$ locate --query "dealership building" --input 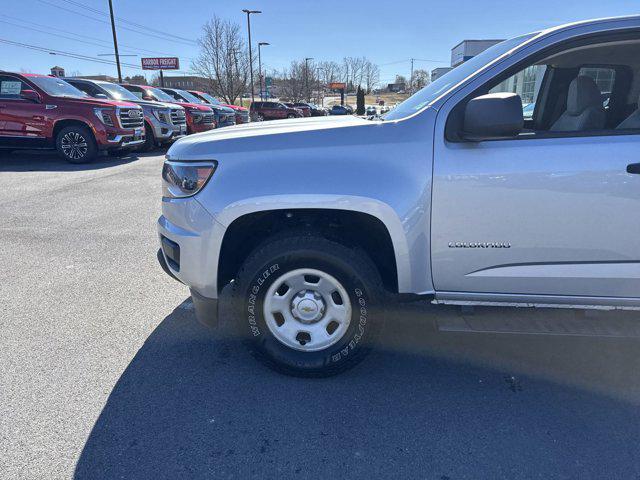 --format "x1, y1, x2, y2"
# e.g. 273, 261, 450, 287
160, 75, 210, 91
448, 39, 543, 105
